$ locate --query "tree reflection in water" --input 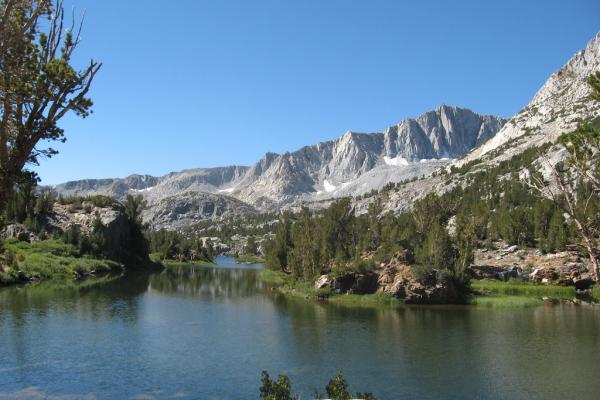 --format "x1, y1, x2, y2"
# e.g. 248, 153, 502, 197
149, 265, 263, 299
